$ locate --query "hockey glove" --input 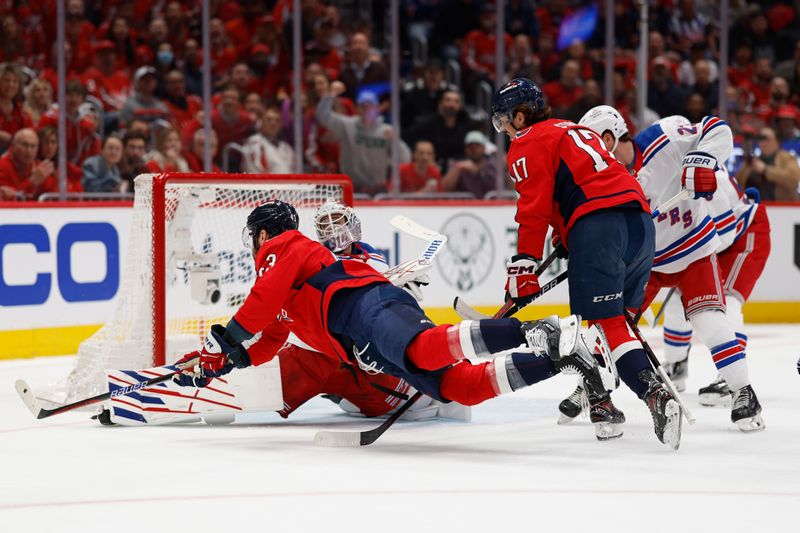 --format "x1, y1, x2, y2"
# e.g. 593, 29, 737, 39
173, 324, 251, 388
681, 151, 718, 200
505, 253, 541, 306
